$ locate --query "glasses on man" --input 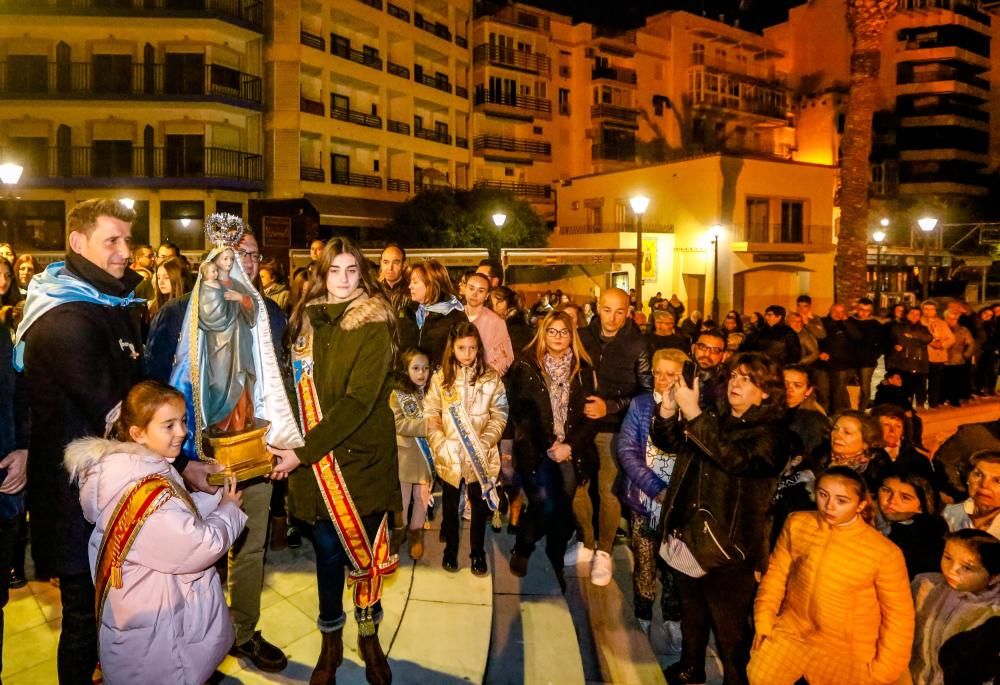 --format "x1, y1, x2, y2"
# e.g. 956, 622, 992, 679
237, 249, 263, 263
545, 327, 571, 338
695, 342, 724, 355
